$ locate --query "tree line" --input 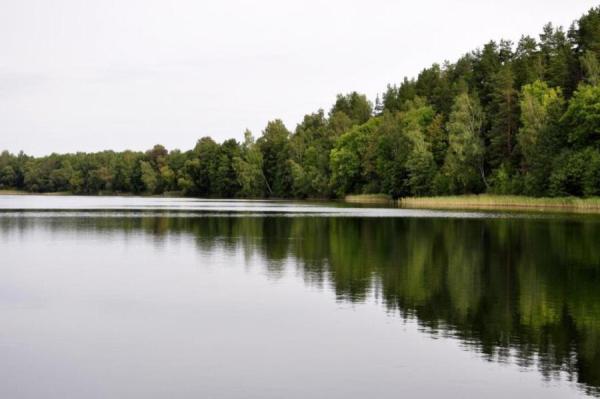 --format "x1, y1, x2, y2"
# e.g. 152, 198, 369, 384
3, 7, 600, 198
